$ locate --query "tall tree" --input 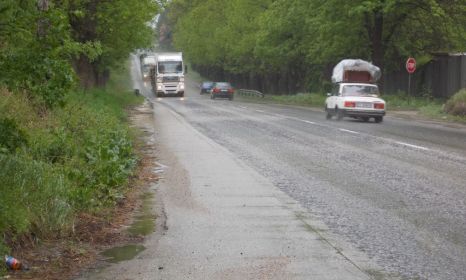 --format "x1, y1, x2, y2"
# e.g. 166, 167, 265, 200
68, 0, 158, 88
310, 0, 466, 72
166, 0, 466, 93
0, 0, 81, 107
